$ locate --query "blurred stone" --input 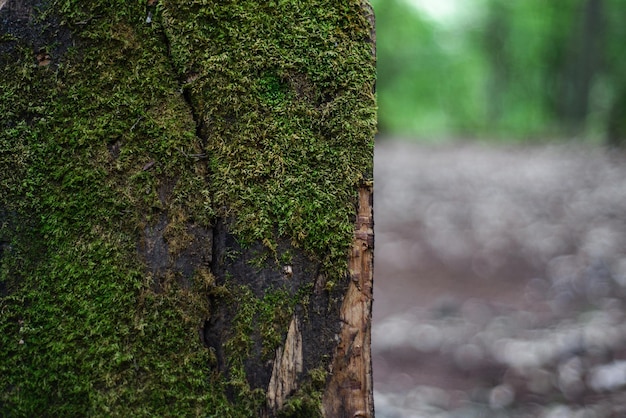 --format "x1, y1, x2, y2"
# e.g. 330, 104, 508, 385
588, 361, 626, 392
582, 226, 623, 260
488, 384, 515, 409
558, 356, 585, 399
373, 315, 414, 351
409, 324, 443, 353
404, 386, 450, 410
543, 405, 574, 418
610, 258, 626, 287
527, 368, 554, 395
